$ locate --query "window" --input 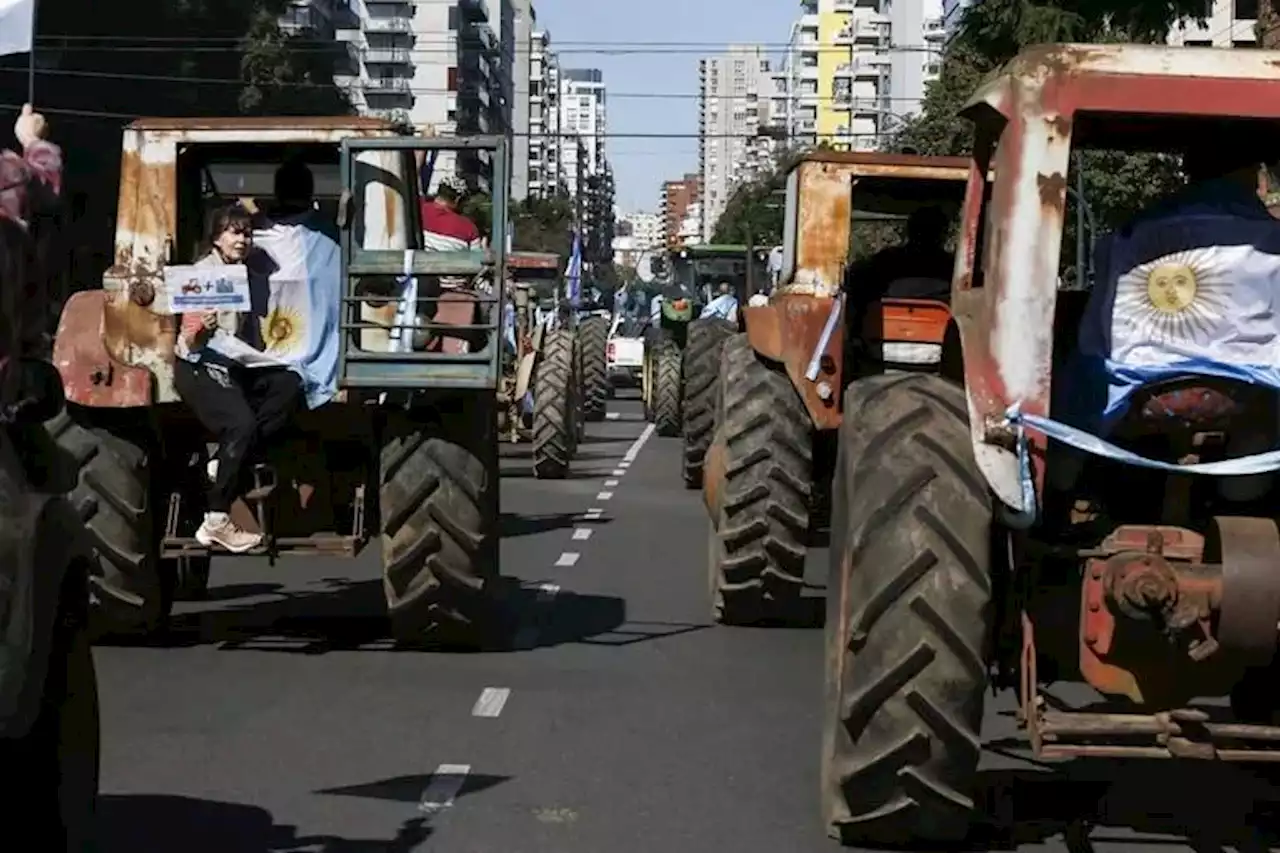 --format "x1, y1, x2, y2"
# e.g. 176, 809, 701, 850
448, 5, 458, 29
448, 66, 458, 90
1235, 0, 1258, 19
